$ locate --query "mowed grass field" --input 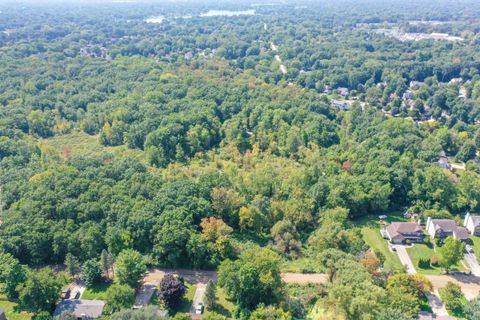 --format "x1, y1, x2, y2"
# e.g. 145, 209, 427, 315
352, 211, 407, 272
407, 242, 467, 275
0, 294, 31, 320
